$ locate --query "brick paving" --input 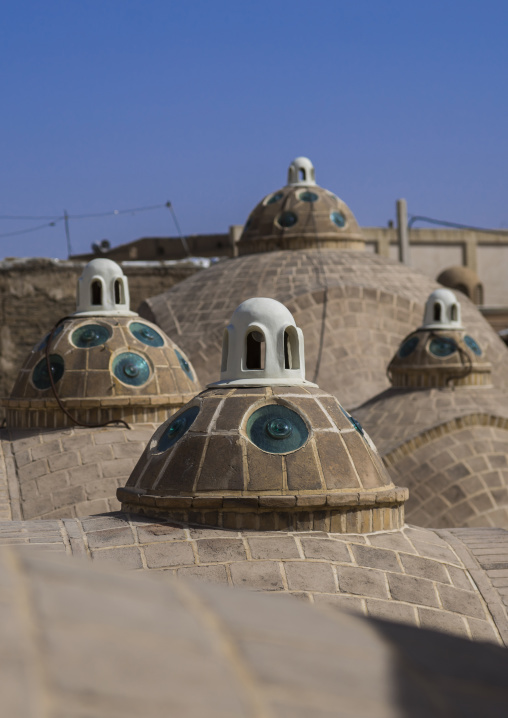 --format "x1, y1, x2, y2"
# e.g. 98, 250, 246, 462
0, 425, 156, 520
1, 514, 506, 646
3, 545, 508, 717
